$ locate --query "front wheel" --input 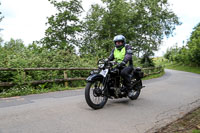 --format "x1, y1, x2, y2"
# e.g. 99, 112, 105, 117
85, 80, 108, 109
